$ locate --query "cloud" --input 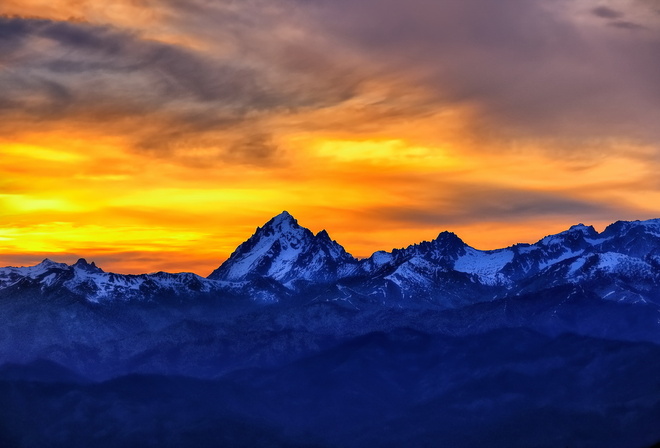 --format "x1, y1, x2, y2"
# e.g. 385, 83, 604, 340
298, 0, 660, 145
364, 184, 644, 229
591, 6, 624, 19
3, 0, 660, 161
0, 16, 297, 109
609, 20, 647, 29
0, 13, 365, 163
227, 133, 281, 165
4, 0, 659, 274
